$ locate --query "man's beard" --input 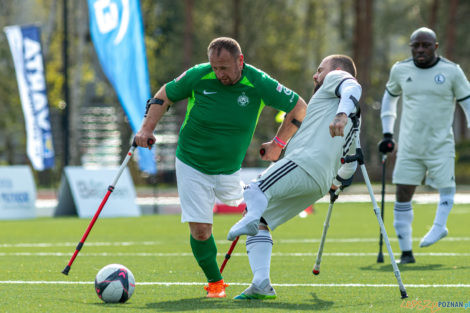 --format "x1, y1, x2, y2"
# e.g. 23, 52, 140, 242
314, 83, 322, 93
